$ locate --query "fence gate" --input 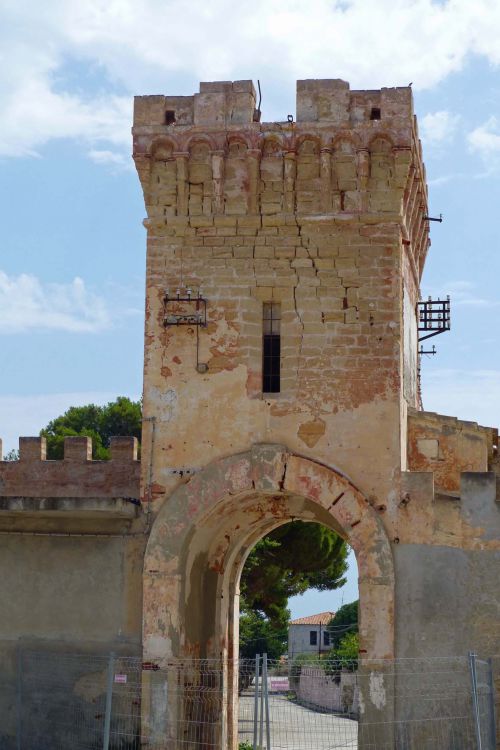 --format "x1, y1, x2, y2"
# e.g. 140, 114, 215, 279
238, 654, 358, 750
